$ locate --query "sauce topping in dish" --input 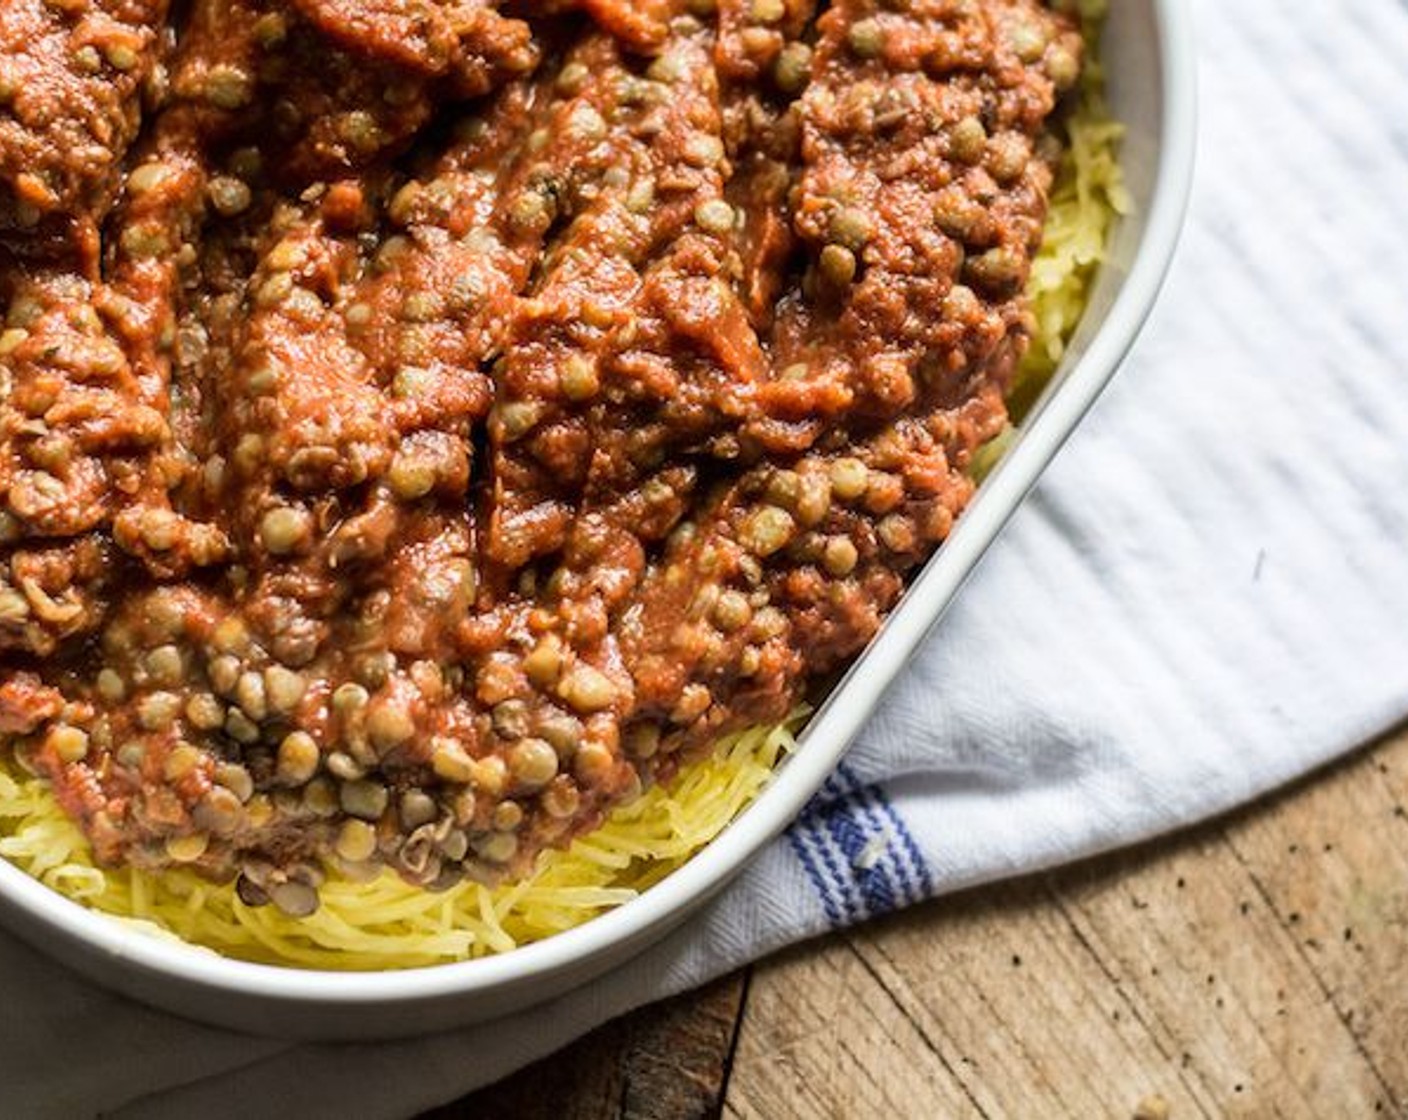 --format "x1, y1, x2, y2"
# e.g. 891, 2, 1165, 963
0, 0, 1082, 914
